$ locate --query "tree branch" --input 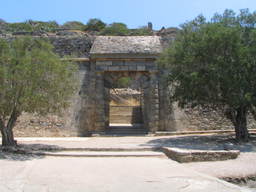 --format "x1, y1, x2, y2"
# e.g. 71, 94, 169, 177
6, 108, 20, 130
